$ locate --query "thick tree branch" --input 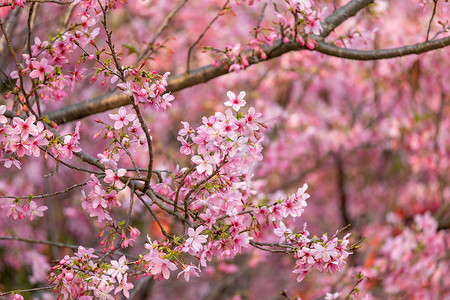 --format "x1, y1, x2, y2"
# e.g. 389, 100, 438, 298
320, 0, 374, 37
313, 36, 450, 60
43, 0, 374, 124
40, 0, 448, 125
